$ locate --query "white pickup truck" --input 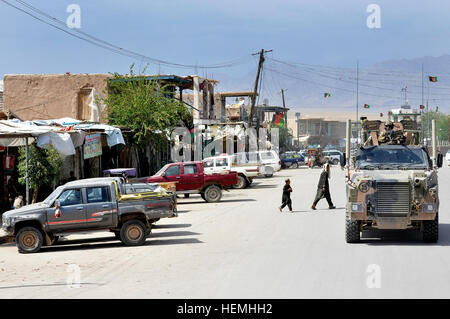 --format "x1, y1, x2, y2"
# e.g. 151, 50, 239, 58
203, 154, 260, 189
